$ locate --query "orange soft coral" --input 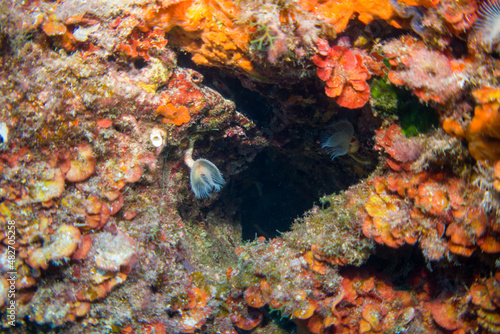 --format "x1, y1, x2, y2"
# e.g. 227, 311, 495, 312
297, 0, 406, 33
326, 268, 435, 333
312, 42, 371, 109
430, 293, 466, 331
117, 27, 168, 61
438, 0, 477, 34
467, 86, 500, 163
361, 164, 495, 260
156, 103, 191, 126
142, 0, 255, 75
363, 176, 416, 249
471, 270, 500, 333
